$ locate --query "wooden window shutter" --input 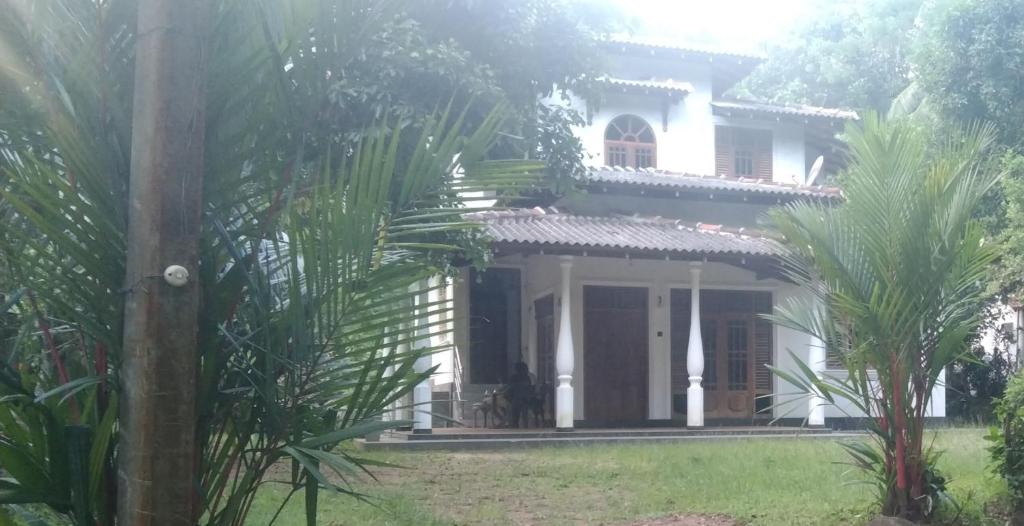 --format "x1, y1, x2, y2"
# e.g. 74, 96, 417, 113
715, 126, 732, 177
754, 130, 772, 180
753, 292, 773, 393
753, 318, 772, 392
